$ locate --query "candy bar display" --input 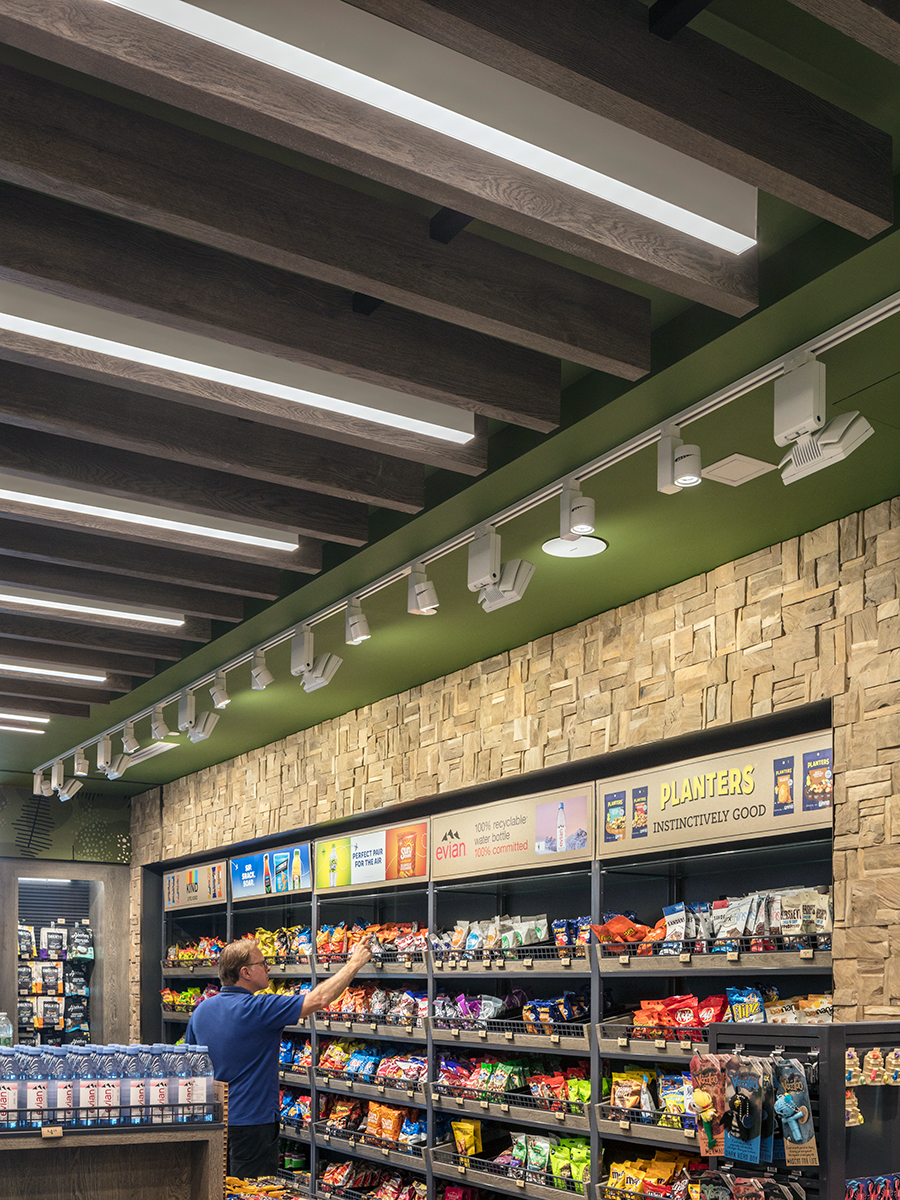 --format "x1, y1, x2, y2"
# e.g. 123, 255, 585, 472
160, 983, 220, 1013
436, 1052, 591, 1113
432, 989, 531, 1029
437, 1118, 592, 1193
316, 1038, 427, 1089
602, 1148, 701, 1200
316, 923, 428, 964
320, 985, 427, 1027
313, 1094, 430, 1156
318, 1160, 427, 1197
246, 927, 314, 963
163, 936, 227, 966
